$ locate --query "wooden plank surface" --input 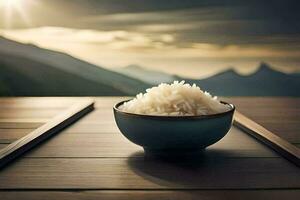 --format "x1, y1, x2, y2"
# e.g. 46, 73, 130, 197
223, 97, 300, 144
0, 108, 59, 119
234, 111, 300, 166
0, 99, 94, 168
0, 129, 33, 143
12, 127, 279, 158
0, 144, 8, 149
0, 157, 299, 189
0, 97, 299, 199
0, 119, 45, 129
1, 190, 300, 200
0, 98, 79, 108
